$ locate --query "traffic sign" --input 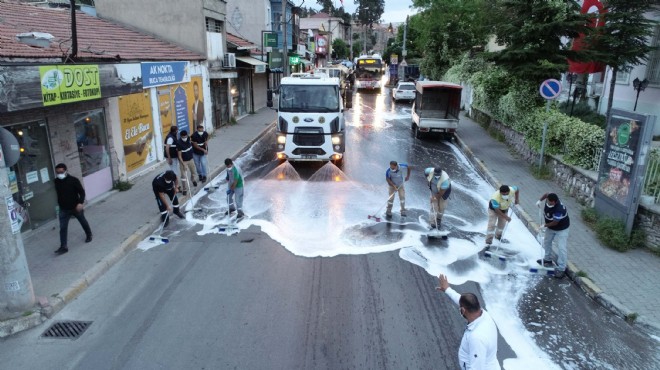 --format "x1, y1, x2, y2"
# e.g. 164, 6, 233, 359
539, 79, 562, 100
